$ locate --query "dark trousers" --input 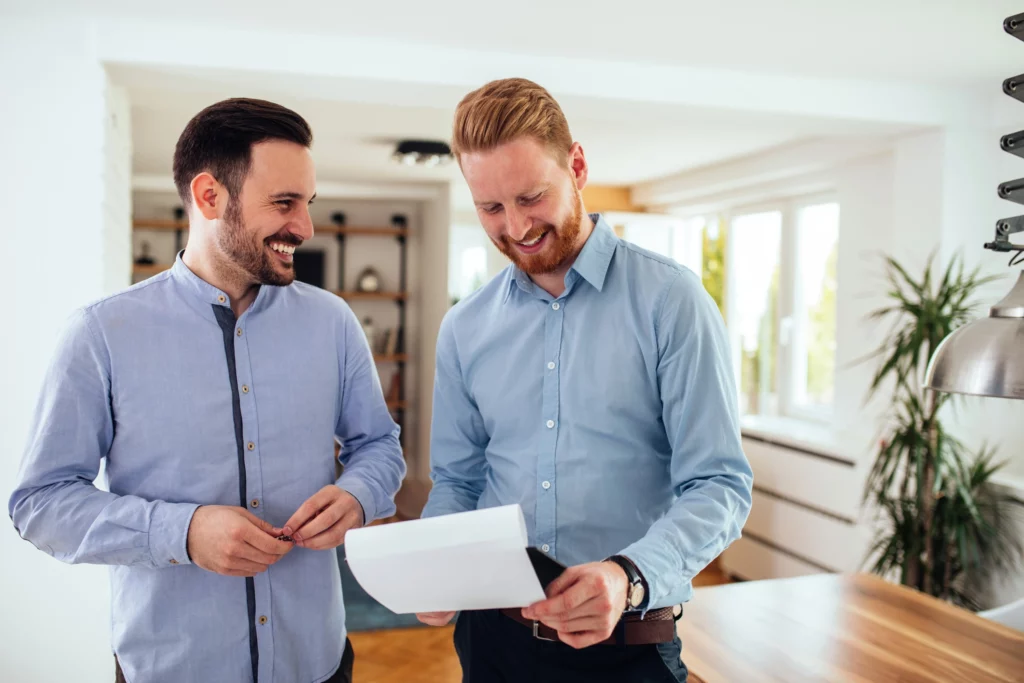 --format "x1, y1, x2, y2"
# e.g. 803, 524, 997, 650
453, 610, 688, 683
114, 638, 355, 683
